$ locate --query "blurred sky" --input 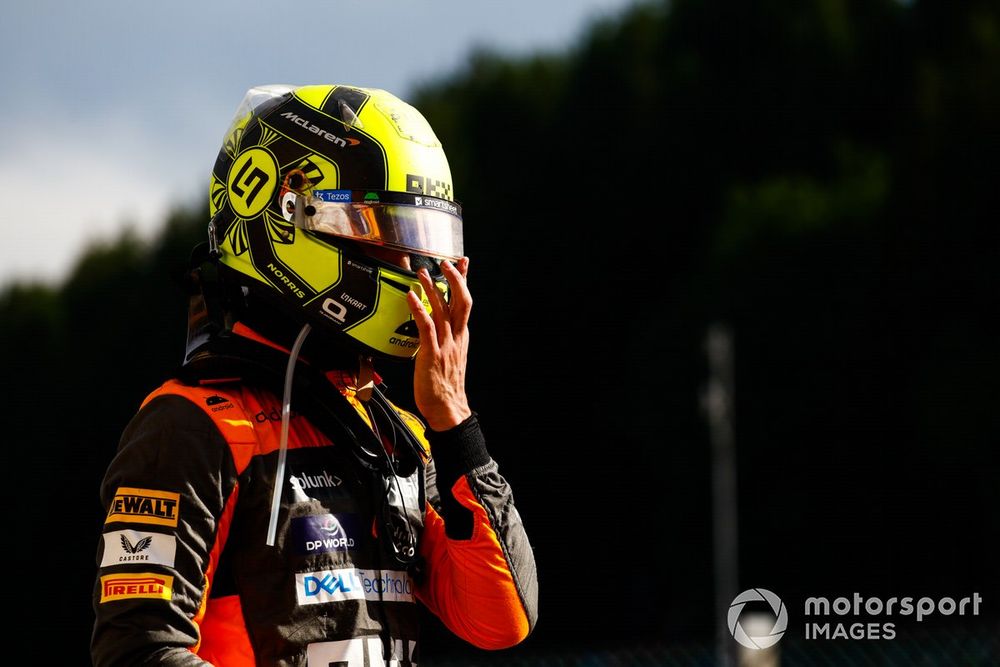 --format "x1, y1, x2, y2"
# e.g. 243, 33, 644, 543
0, 0, 635, 286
